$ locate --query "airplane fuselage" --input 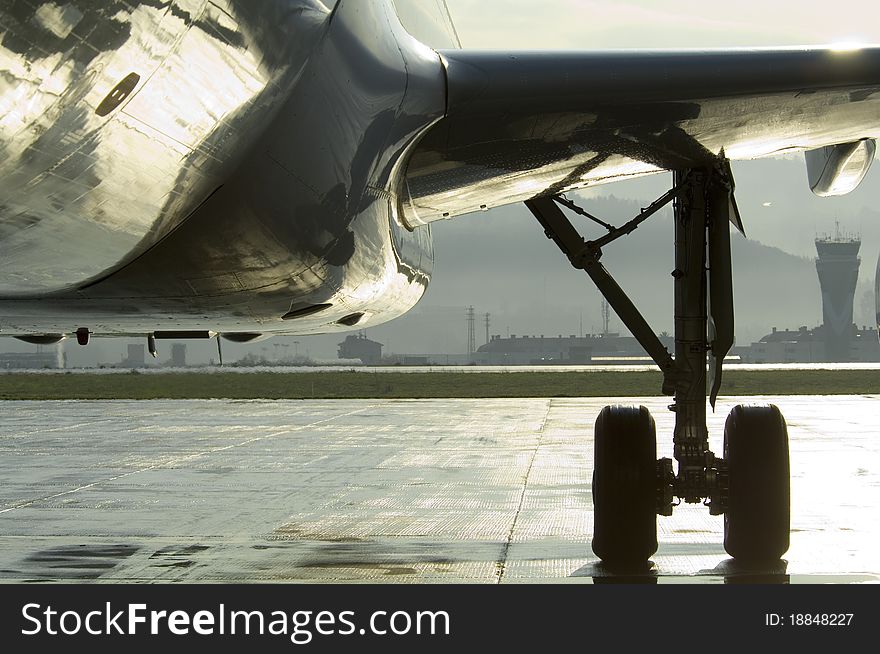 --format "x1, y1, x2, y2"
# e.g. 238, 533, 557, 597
0, 0, 448, 338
